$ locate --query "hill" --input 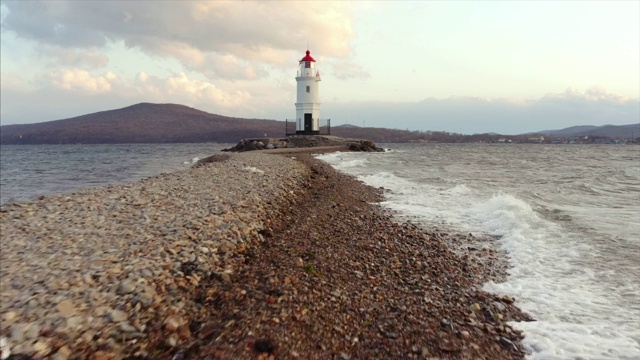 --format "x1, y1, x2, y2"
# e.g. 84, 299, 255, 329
1, 103, 637, 144
0, 103, 445, 144
537, 124, 639, 138
0, 103, 287, 144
